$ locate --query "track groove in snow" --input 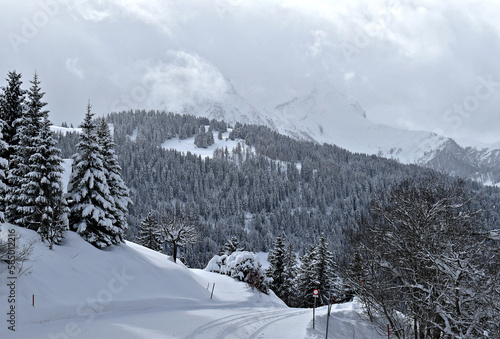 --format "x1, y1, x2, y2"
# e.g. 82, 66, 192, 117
186, 309, 308, 339
247, 310, 309, 339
